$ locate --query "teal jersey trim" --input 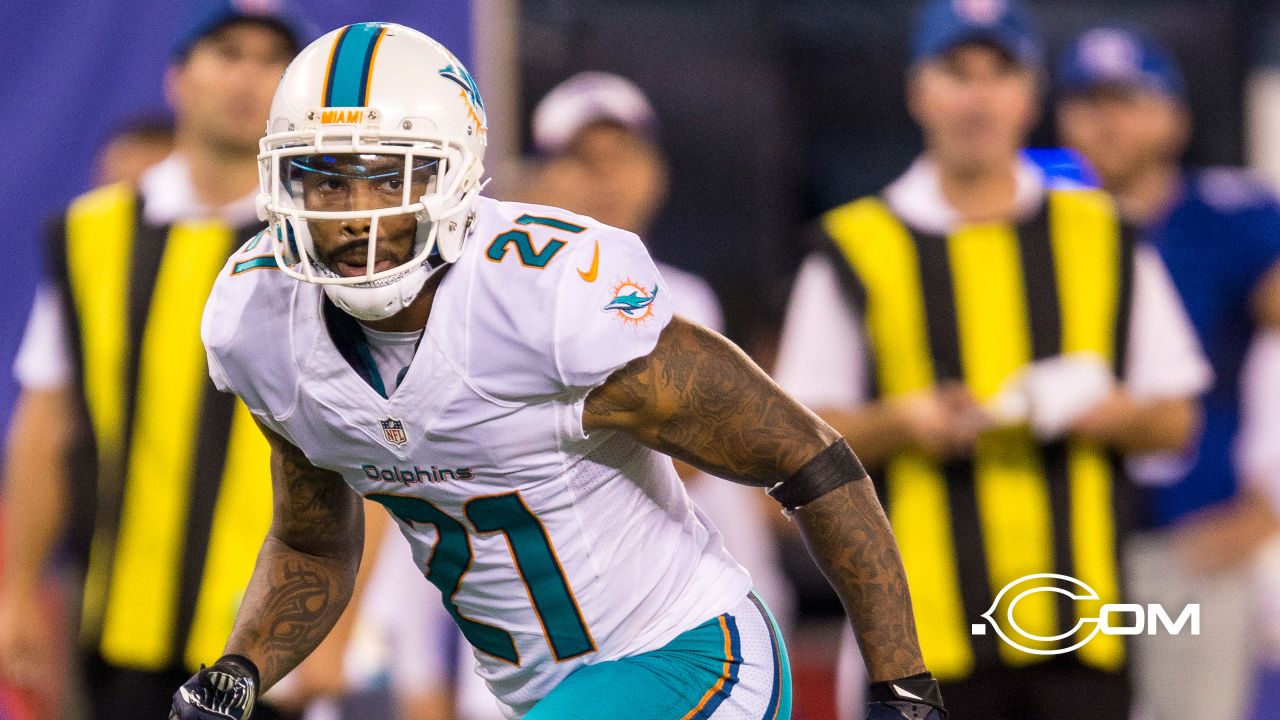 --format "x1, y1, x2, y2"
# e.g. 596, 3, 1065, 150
230, 255, 279, 275
324, 23, 386, 107
352, 336, 388, 399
